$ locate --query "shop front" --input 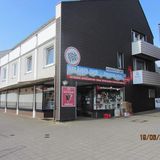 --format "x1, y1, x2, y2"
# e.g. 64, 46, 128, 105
64, 60, 126, 119
77, 85, 124, 118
